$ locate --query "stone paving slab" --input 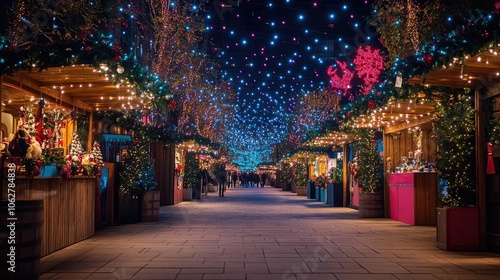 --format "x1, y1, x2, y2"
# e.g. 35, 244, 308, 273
38, 187, 500, 279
